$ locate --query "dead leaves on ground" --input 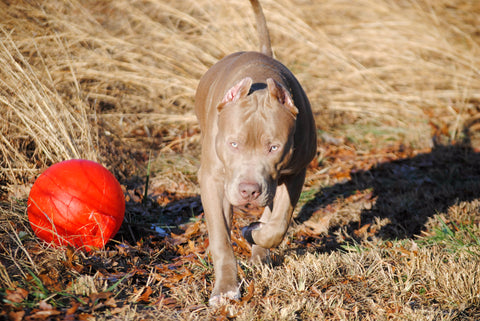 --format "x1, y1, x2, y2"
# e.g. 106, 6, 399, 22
3, 287, 119, 321
1, 140, 443, 320
1, 193, 259, 320
4, 288, 28, 304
